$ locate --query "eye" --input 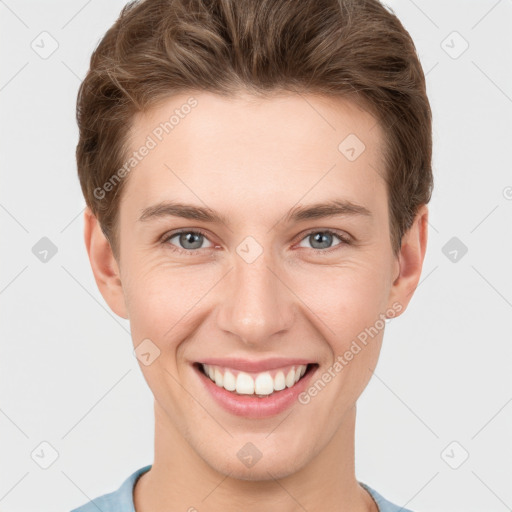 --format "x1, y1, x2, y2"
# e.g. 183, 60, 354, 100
163, 229, 214, 254
161, 228, 351, 256
297, 229, 351, 251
